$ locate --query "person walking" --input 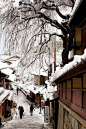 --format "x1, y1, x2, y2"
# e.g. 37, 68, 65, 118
30, 104, 34, 116
17, 87, 18, 95
18, 106, 24, 119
